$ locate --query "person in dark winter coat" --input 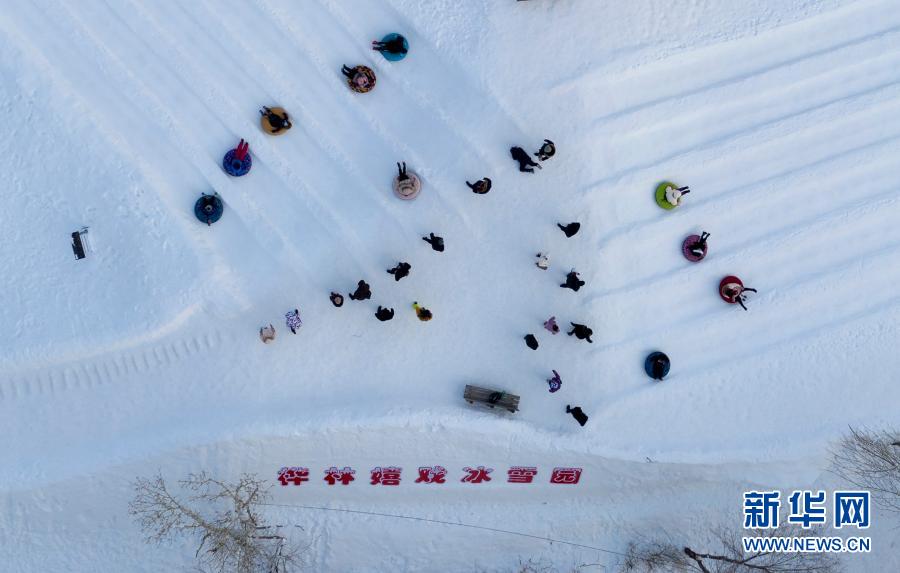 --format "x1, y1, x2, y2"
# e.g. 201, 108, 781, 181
524, 334, 539, 350
372, 35, 408, 55
260, 106, 291, 133
535, 139, 555, 161
510, 146, 541, 173
413, 302, 432, 321
547, 370, 562, 393
566, 405, 588, 426
466, 178, 492, 194
568, 323, 593, 343
558, 222, 580, 238
349, 280, 371, 301
387, 262, 411, 281
422, 233, 444, 252
285, 309, 302, 334
375, 306, 394, 321
560, 270, 585, 292
330, 292, 344, 307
